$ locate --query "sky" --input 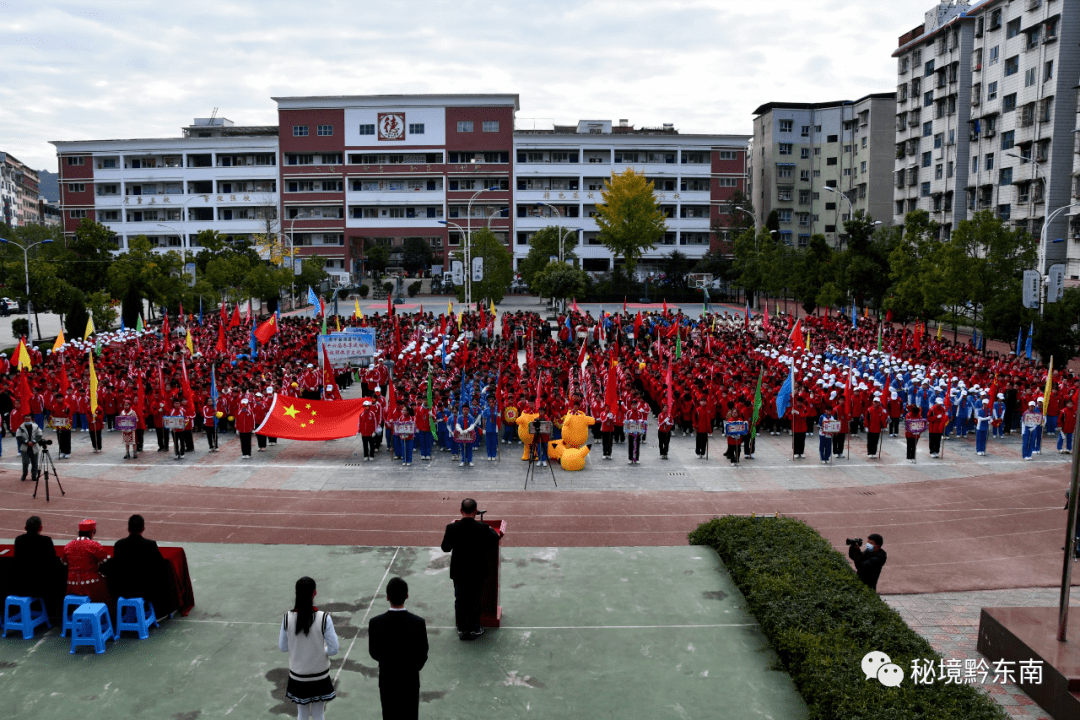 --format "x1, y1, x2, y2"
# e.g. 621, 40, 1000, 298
2, 0, 939, 172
